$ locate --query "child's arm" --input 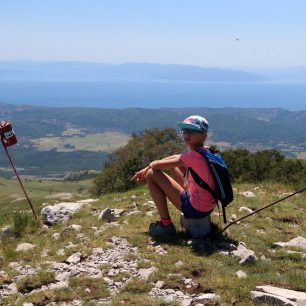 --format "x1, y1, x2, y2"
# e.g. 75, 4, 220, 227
131, 155, 184, 183
149, 155, 183, 170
